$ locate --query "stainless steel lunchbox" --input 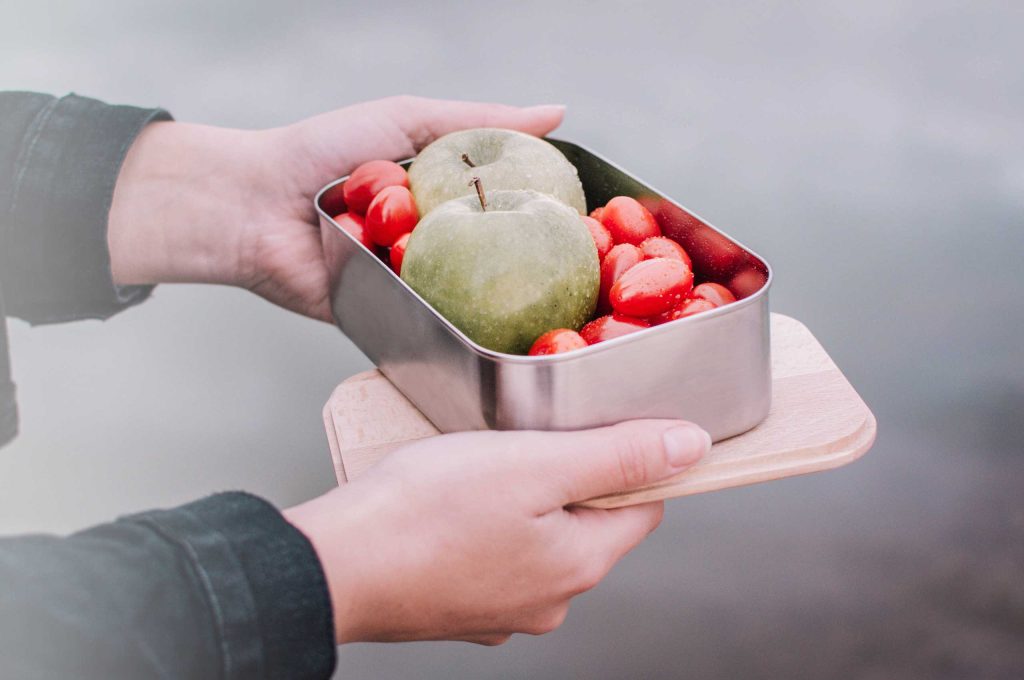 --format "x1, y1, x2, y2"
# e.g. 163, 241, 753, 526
316, 139, 772, 441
